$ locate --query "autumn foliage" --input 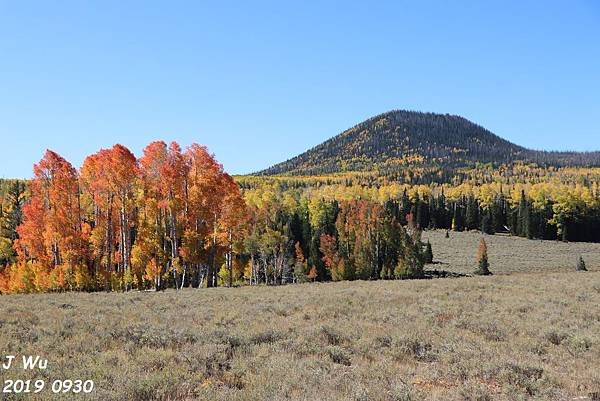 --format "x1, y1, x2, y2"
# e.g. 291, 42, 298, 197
0, 142, 247, 293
